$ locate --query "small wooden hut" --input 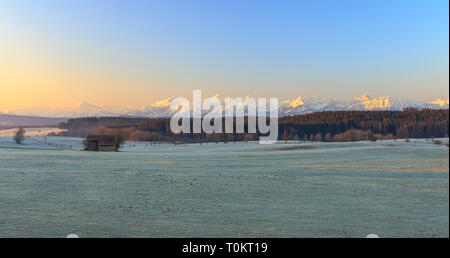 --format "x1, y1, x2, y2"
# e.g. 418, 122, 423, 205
85, 135, 116, 152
